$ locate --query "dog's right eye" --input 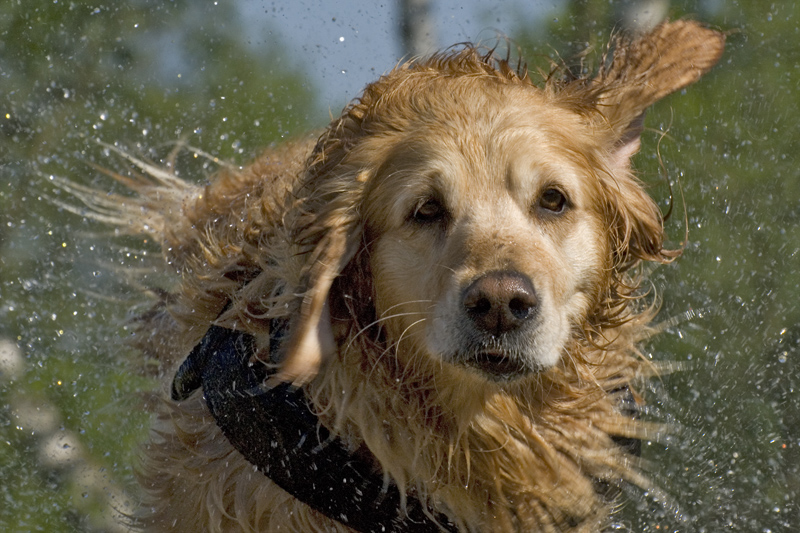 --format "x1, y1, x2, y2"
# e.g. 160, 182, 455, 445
411, 198, 446, 224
